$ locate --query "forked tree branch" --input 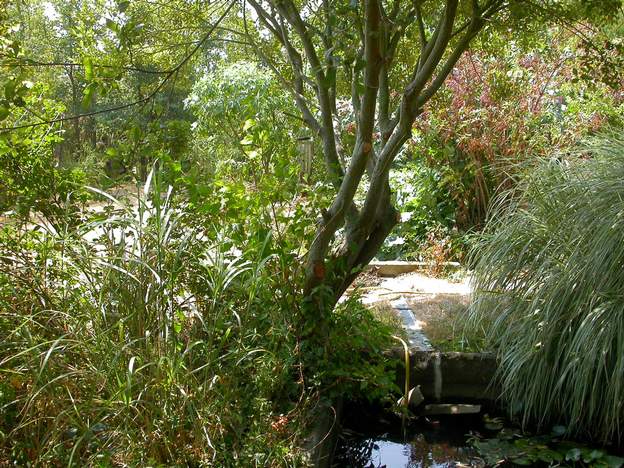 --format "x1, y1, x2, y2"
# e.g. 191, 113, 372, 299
357, 0, 497, 248
242, 3, 322, 134
243, 0, 503, 299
